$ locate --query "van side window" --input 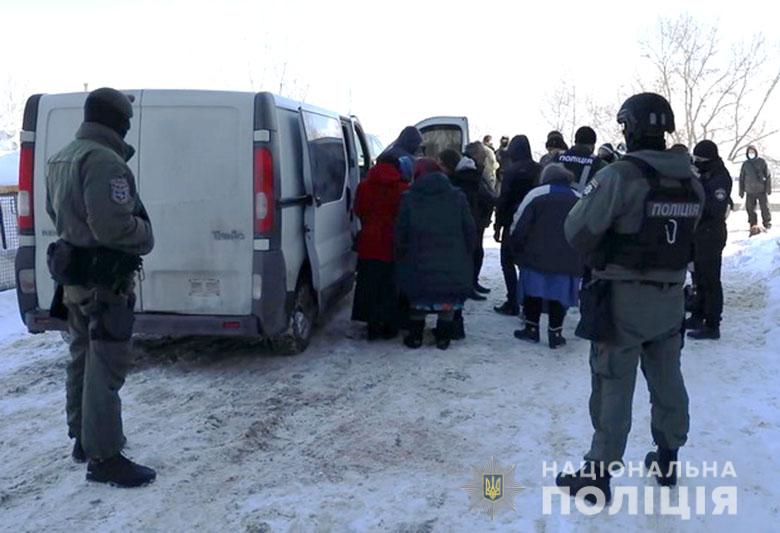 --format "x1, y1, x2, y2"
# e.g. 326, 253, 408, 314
302, 112, 347, 204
